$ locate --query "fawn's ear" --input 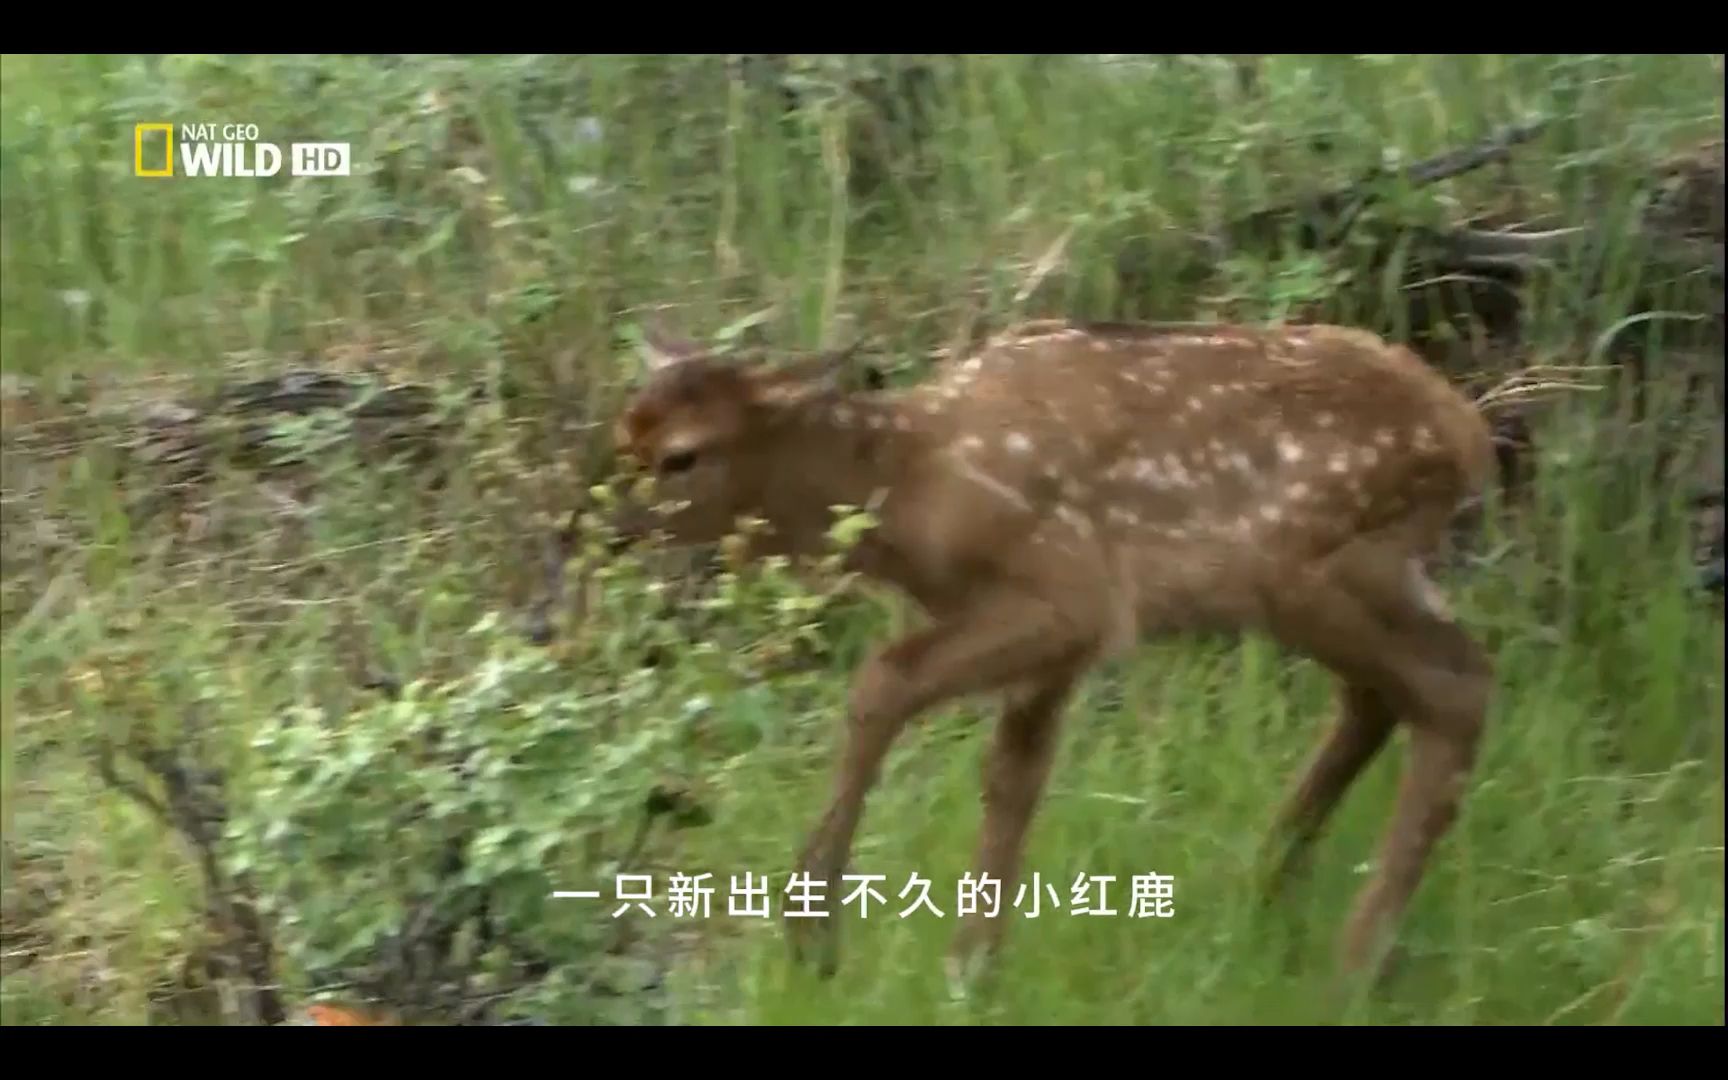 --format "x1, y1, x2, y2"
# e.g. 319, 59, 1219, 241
748, 342, 883, 407
638, 325, 706, 374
